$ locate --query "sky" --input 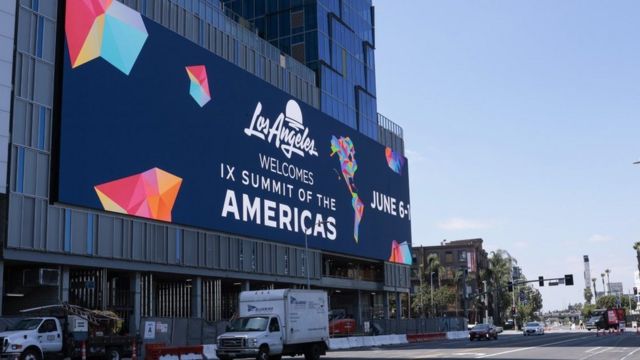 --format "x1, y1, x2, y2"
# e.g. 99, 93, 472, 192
373, 0, 640, 311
